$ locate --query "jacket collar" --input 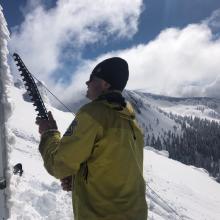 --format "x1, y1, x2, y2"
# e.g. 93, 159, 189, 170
95, 90, 135, 120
